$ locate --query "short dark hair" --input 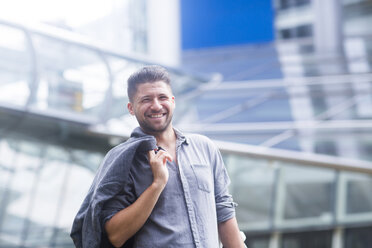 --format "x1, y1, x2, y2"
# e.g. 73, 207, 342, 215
127, 65, 171, 102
